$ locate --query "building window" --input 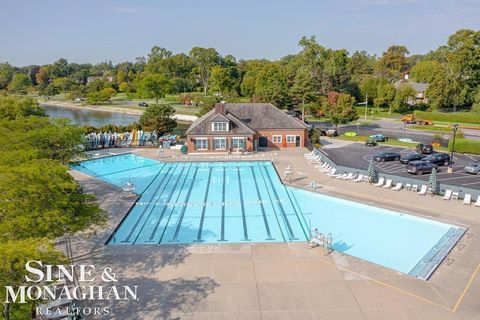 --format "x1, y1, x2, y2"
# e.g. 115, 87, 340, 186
272, 135, 282, 143
214, 138, 226, 150
232, 137, 245, 149
286, 135, 296, 143
212, 122, 228, 132
195, 138, 208, 150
